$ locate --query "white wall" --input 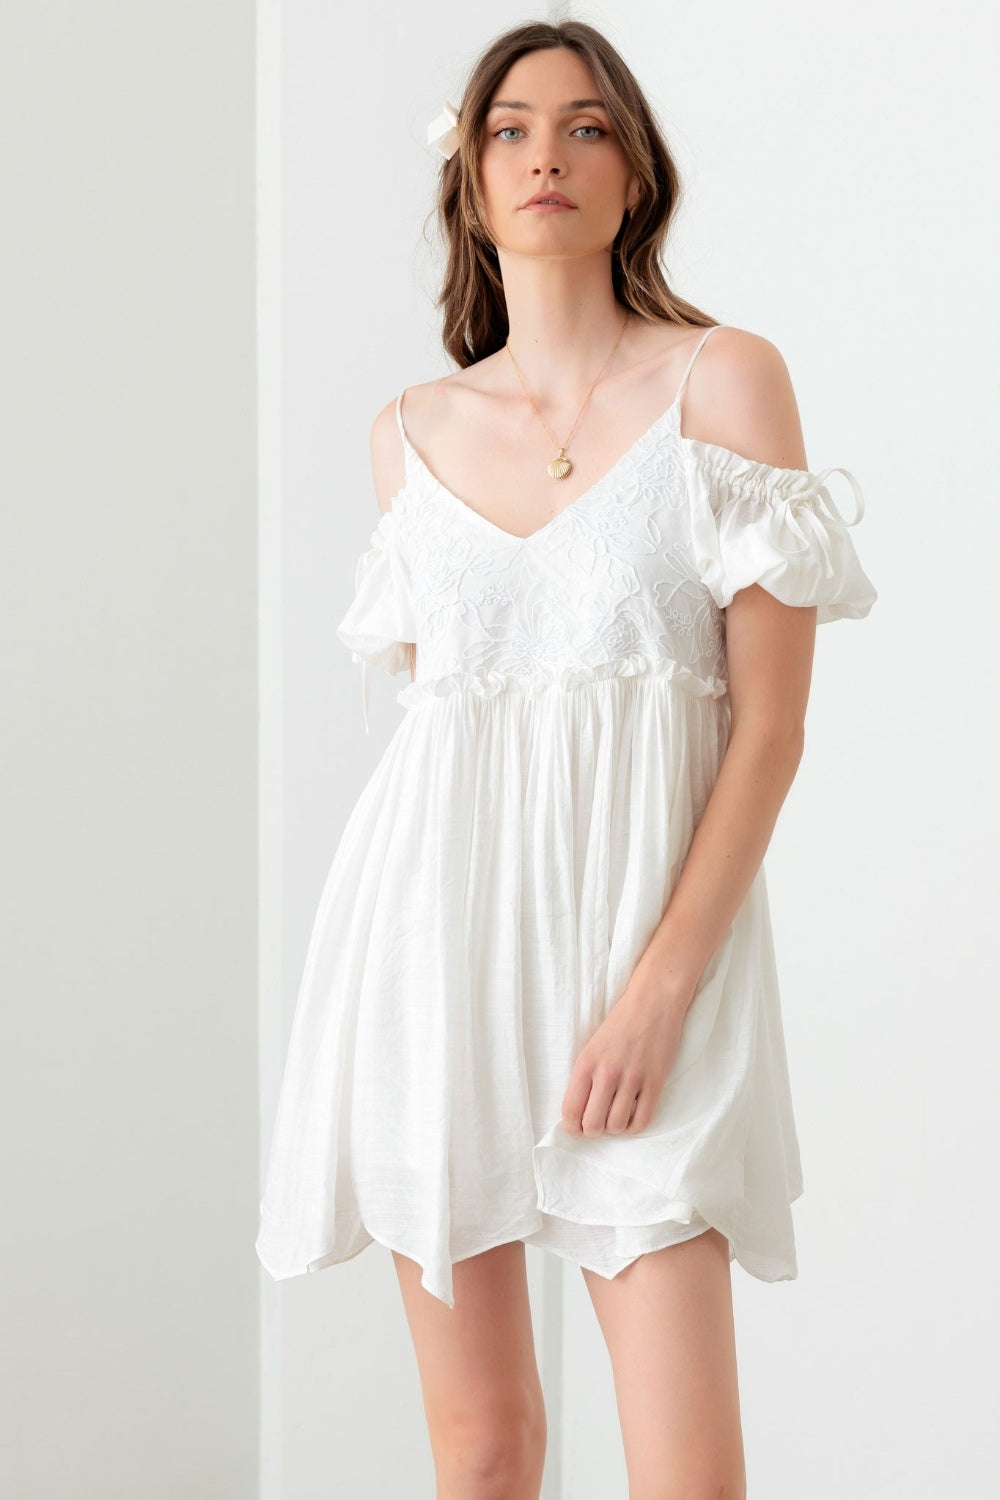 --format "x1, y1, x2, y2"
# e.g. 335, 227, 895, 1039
1, 3, 259, 1496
